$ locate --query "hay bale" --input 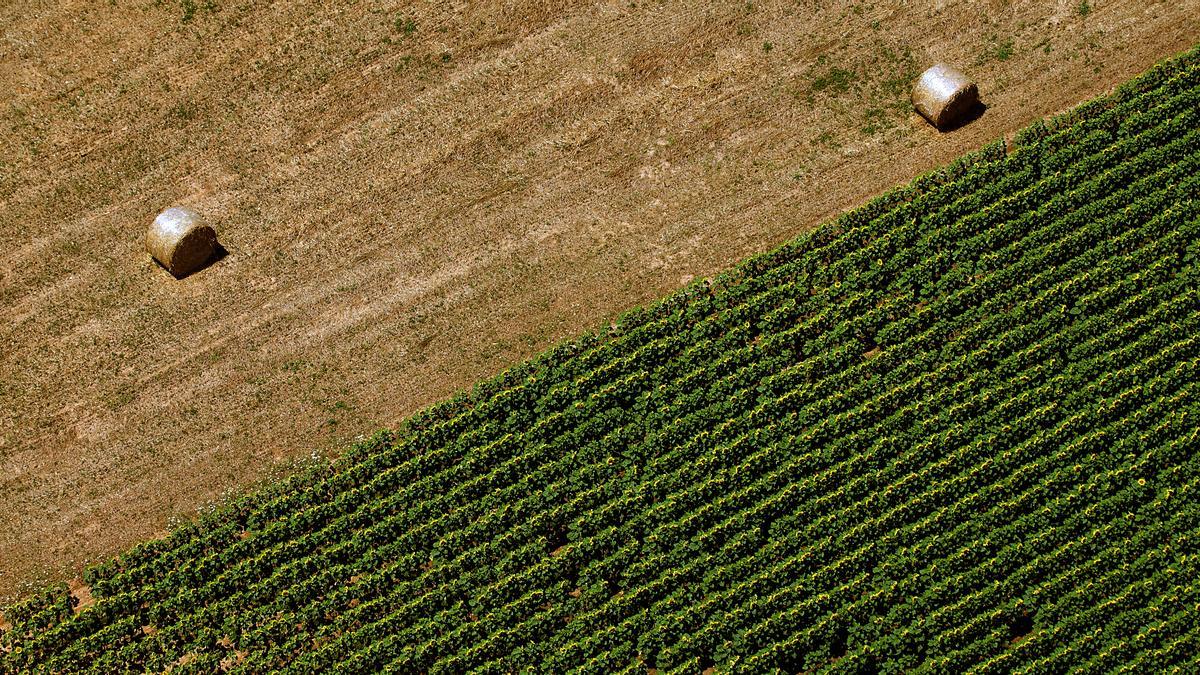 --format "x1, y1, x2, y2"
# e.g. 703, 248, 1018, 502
912, 63, 979, 130
146, 207, 217, 278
